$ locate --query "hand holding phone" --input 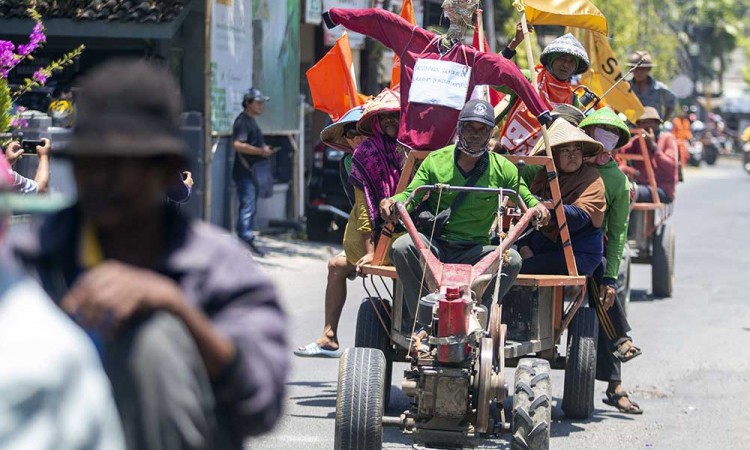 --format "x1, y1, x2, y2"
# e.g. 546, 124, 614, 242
22, 139, 45, 155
